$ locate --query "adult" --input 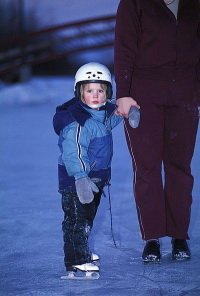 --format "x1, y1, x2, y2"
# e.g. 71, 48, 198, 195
114, 0, 200, 262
